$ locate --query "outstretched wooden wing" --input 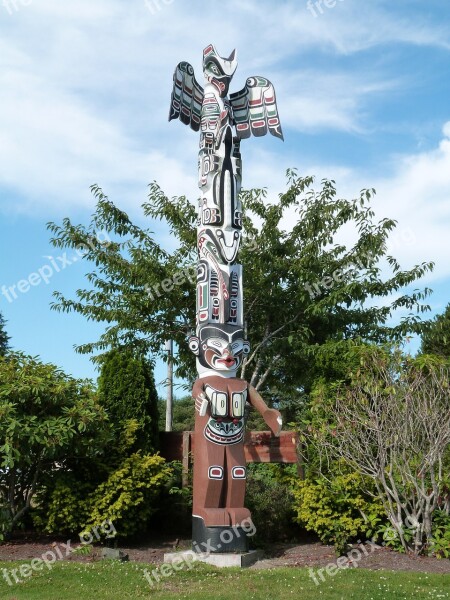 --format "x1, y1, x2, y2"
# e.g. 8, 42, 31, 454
169, 61, 204, 132
230, 76, 283, 141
